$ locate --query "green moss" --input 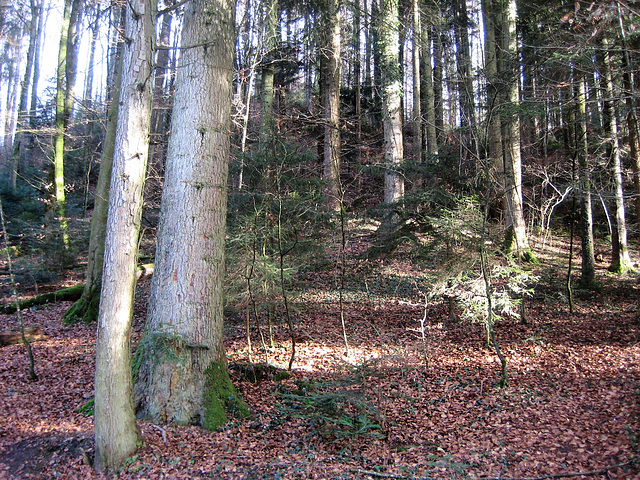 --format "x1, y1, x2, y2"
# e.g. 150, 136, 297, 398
202, 361, 250, 430
75, 398, 94, 416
